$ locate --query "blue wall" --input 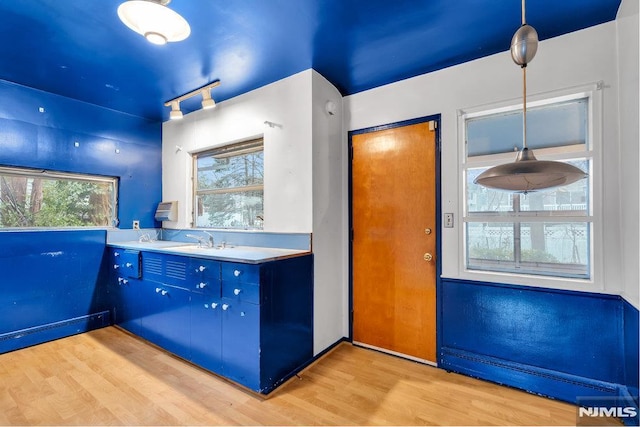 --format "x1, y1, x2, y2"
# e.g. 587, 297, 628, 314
439, 278, 639, 413
0, 79, 162, 228
0, 230, 110, 352
0, 79, 162, 352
